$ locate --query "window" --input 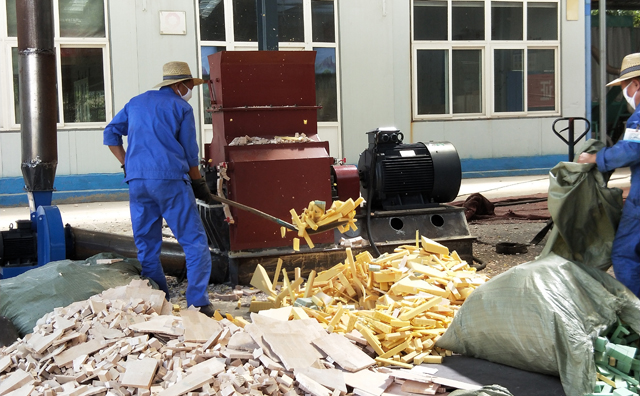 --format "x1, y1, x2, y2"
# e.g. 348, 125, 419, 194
412, 0, 559, 119
198, 0, 339, 124
2, 0, 110, 127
